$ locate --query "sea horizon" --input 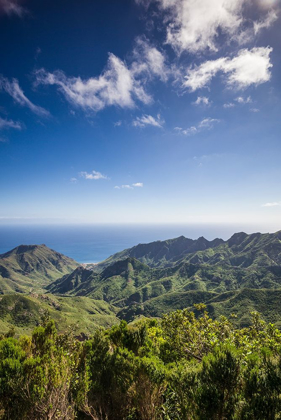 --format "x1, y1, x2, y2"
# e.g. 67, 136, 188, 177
0, 223, 279, 264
